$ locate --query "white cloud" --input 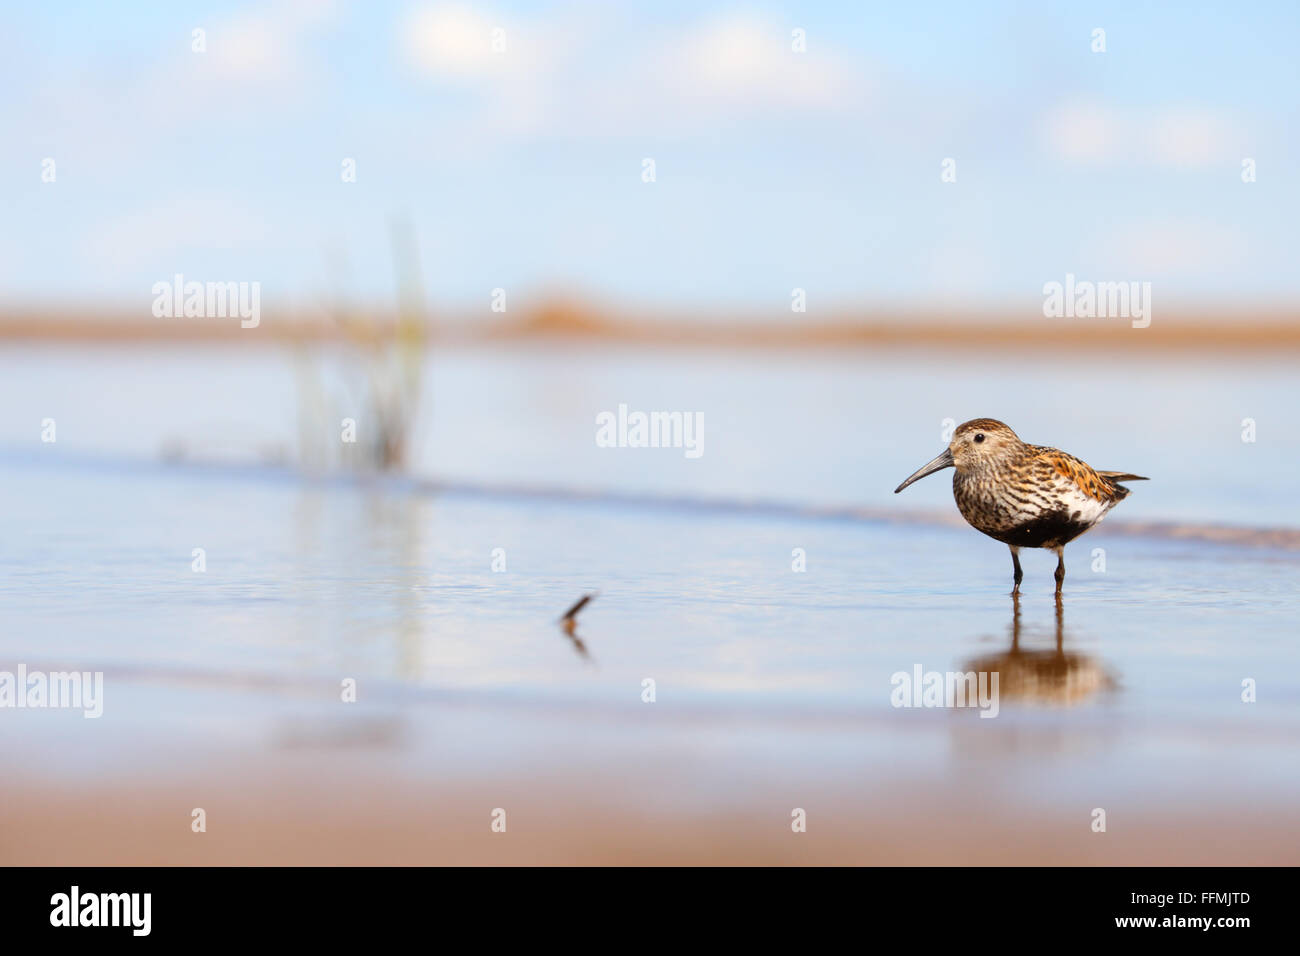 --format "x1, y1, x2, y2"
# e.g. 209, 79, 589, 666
400, 3, 586, 139
1042, 101, 1115, 164
85, 198, 271, 268
1083, 219, 1248, 275
398, 6, 873, 143
1042, 100, 1240, 169
404, 4, 496, 79
186, 0, 341, 92
1148, 107, 1229, 169
210, 14, 285, 80
663, 15, 864, 111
